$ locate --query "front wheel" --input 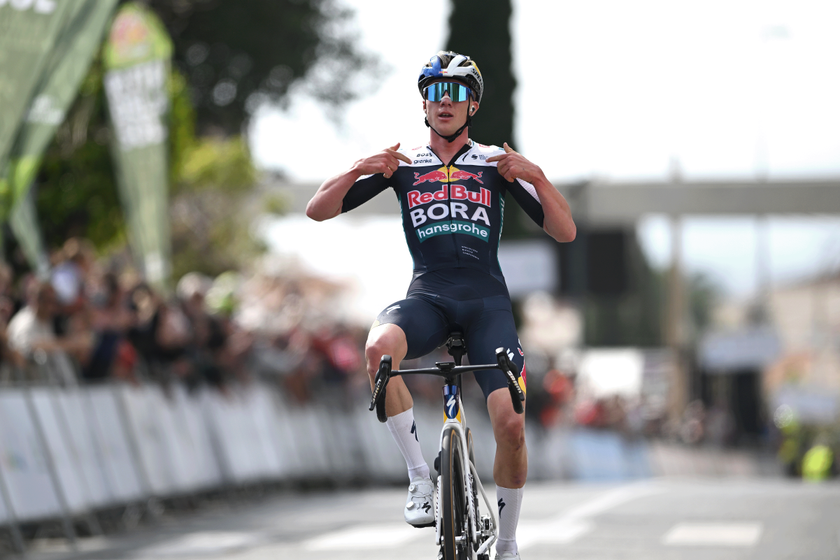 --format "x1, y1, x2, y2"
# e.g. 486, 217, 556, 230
441, 426, 471, 560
